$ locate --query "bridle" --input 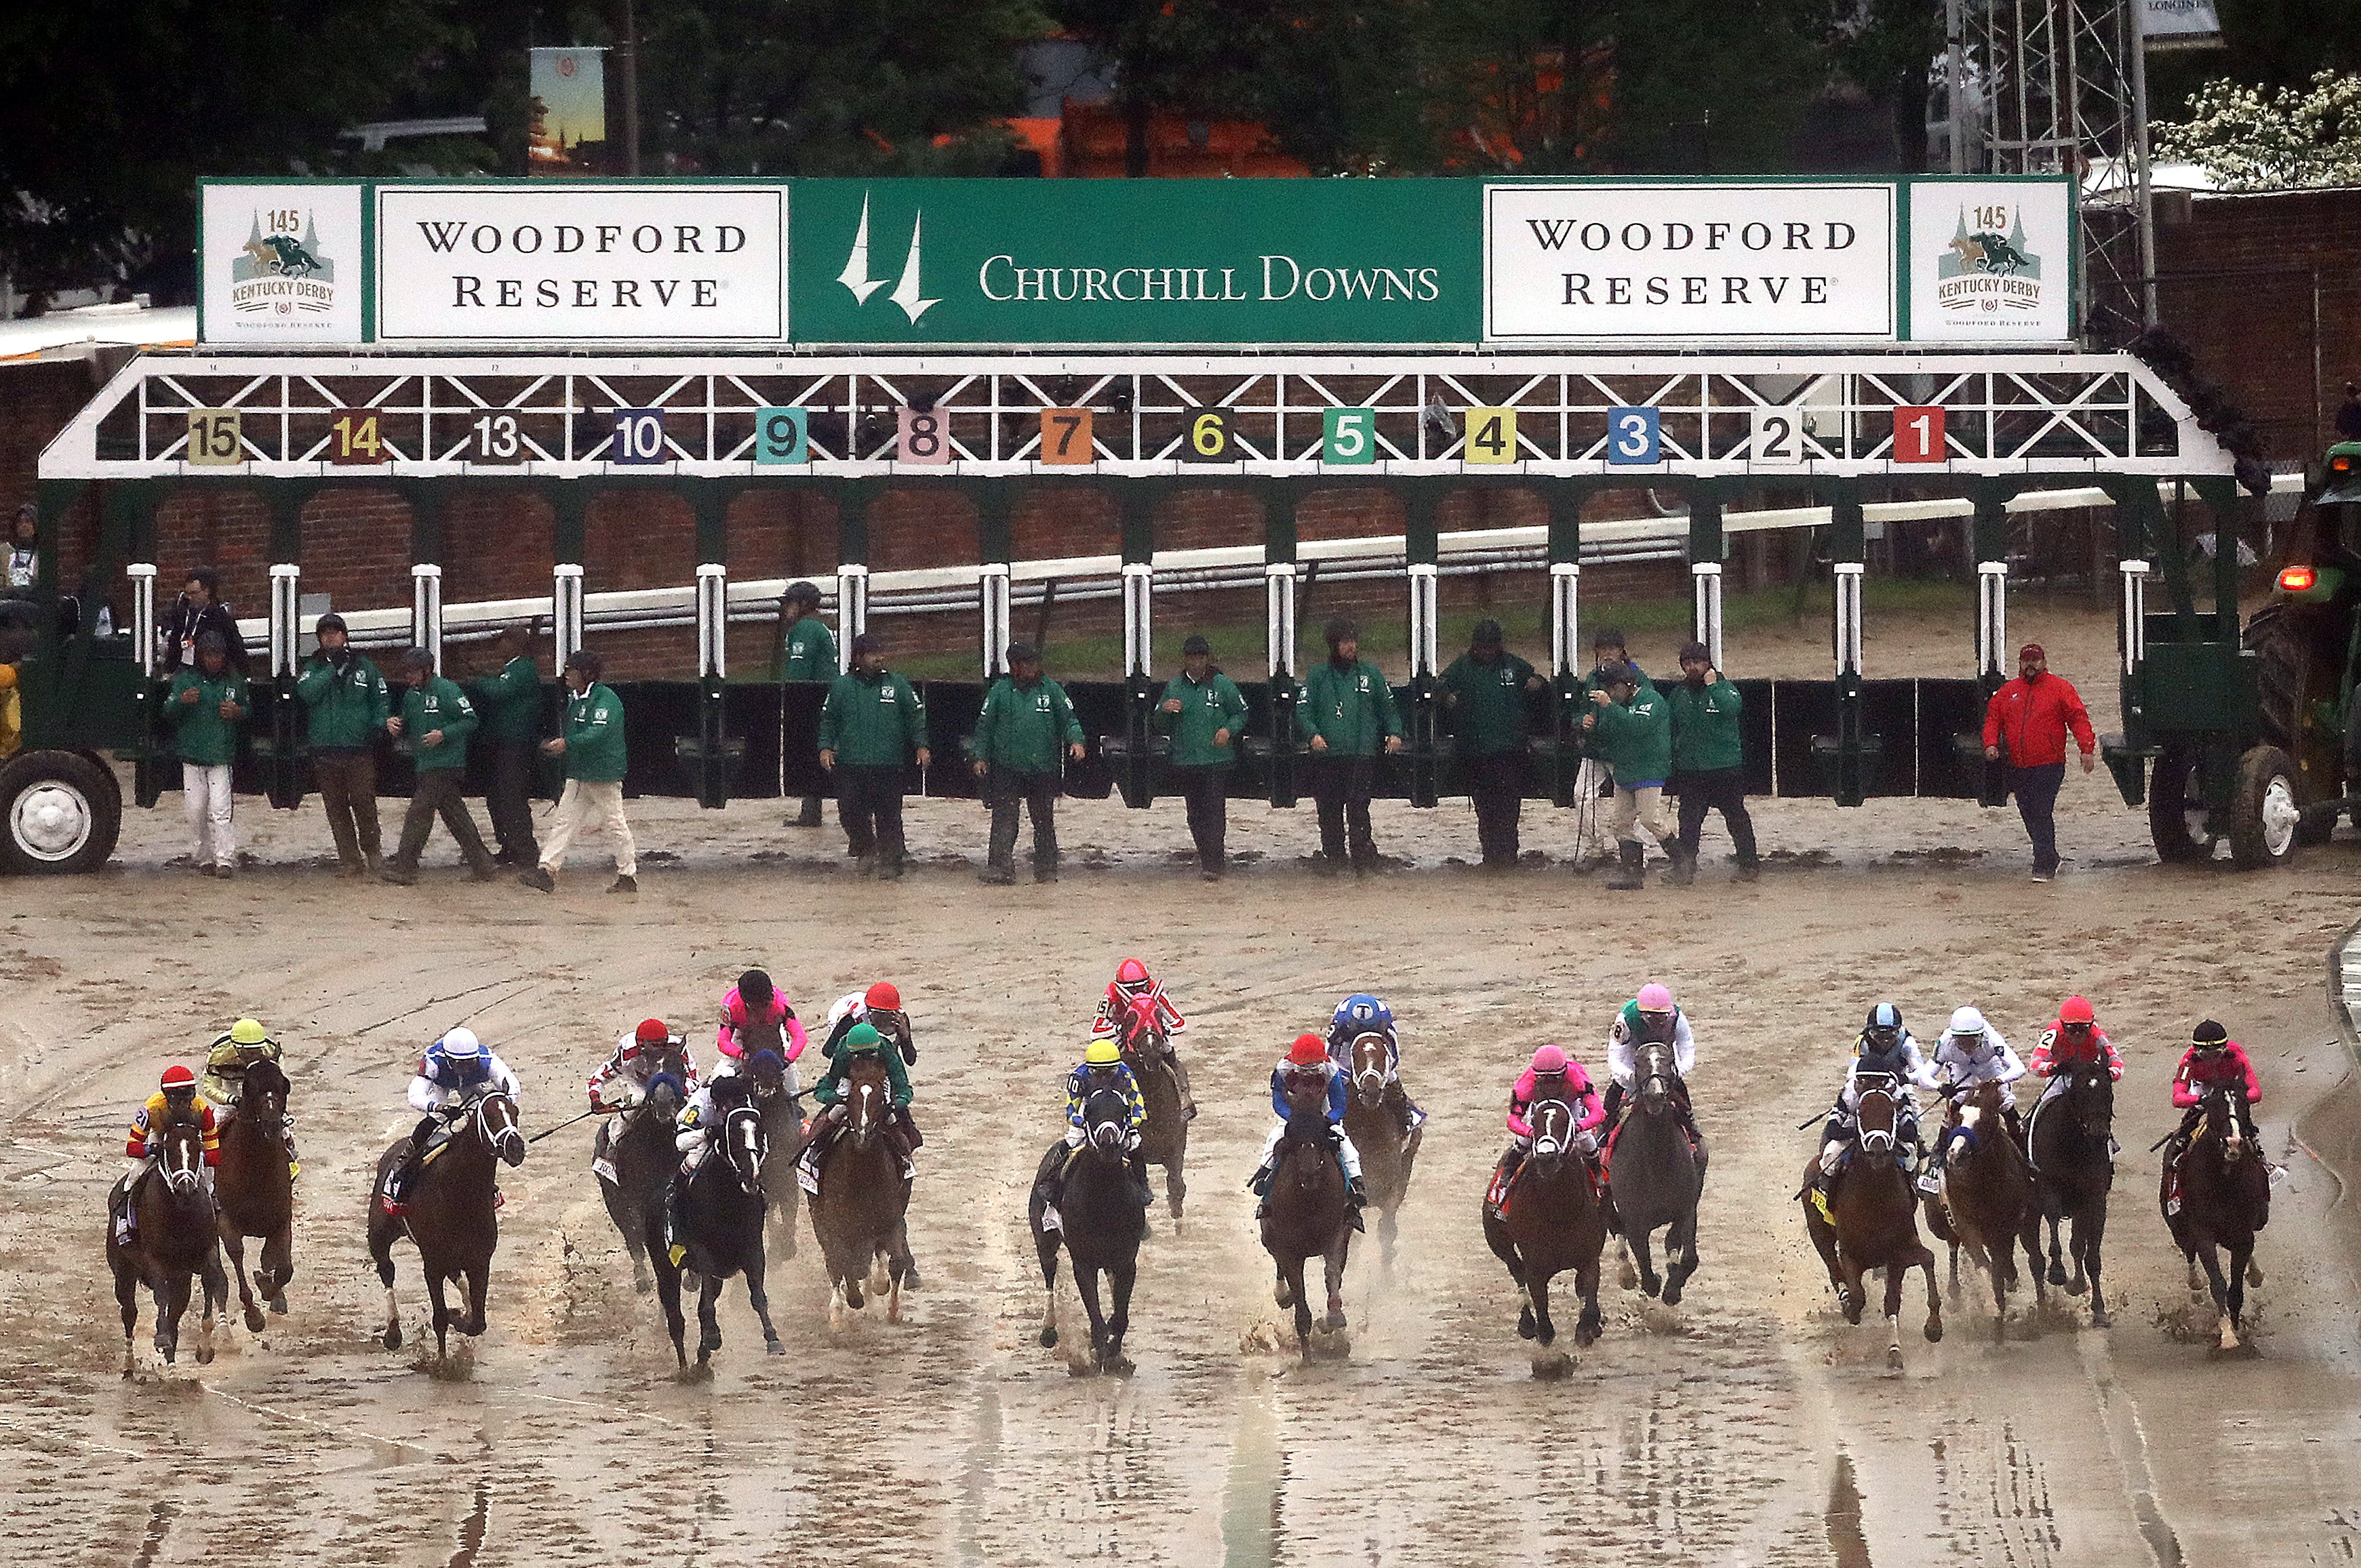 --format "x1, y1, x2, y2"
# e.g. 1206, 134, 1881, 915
158, 1114, 203, 1195
721, 1104, 768, 1194
1529, 1097, 1572, 1168
1351, 1032, 1389, 1107
1854, 1074, 1899, 1163
1638, 1040, 1678, 1112
471, 1089, 525, 1167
